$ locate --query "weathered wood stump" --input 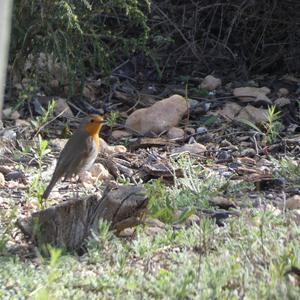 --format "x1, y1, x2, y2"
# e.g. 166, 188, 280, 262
16, 185, 148, 250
